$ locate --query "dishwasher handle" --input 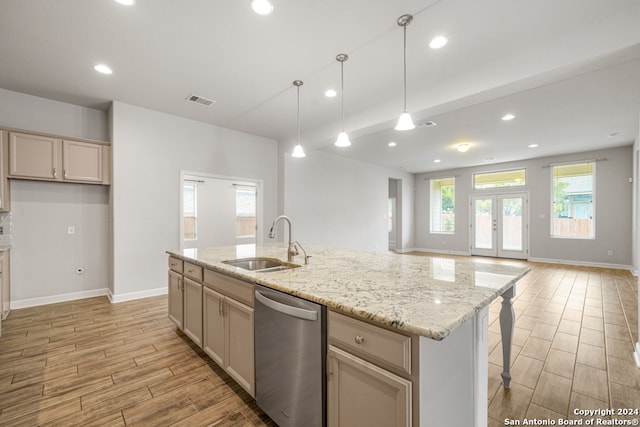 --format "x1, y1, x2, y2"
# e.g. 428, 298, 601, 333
255, 290, 318, 321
